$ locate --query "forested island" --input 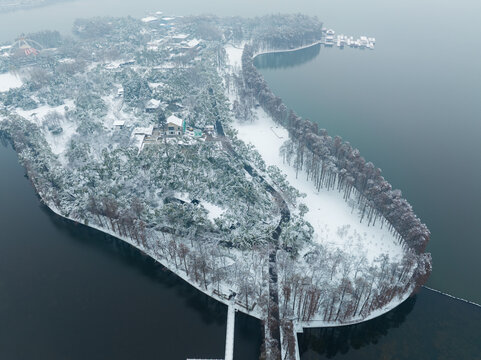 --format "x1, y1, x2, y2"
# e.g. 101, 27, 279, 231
0, 14, 431, 360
